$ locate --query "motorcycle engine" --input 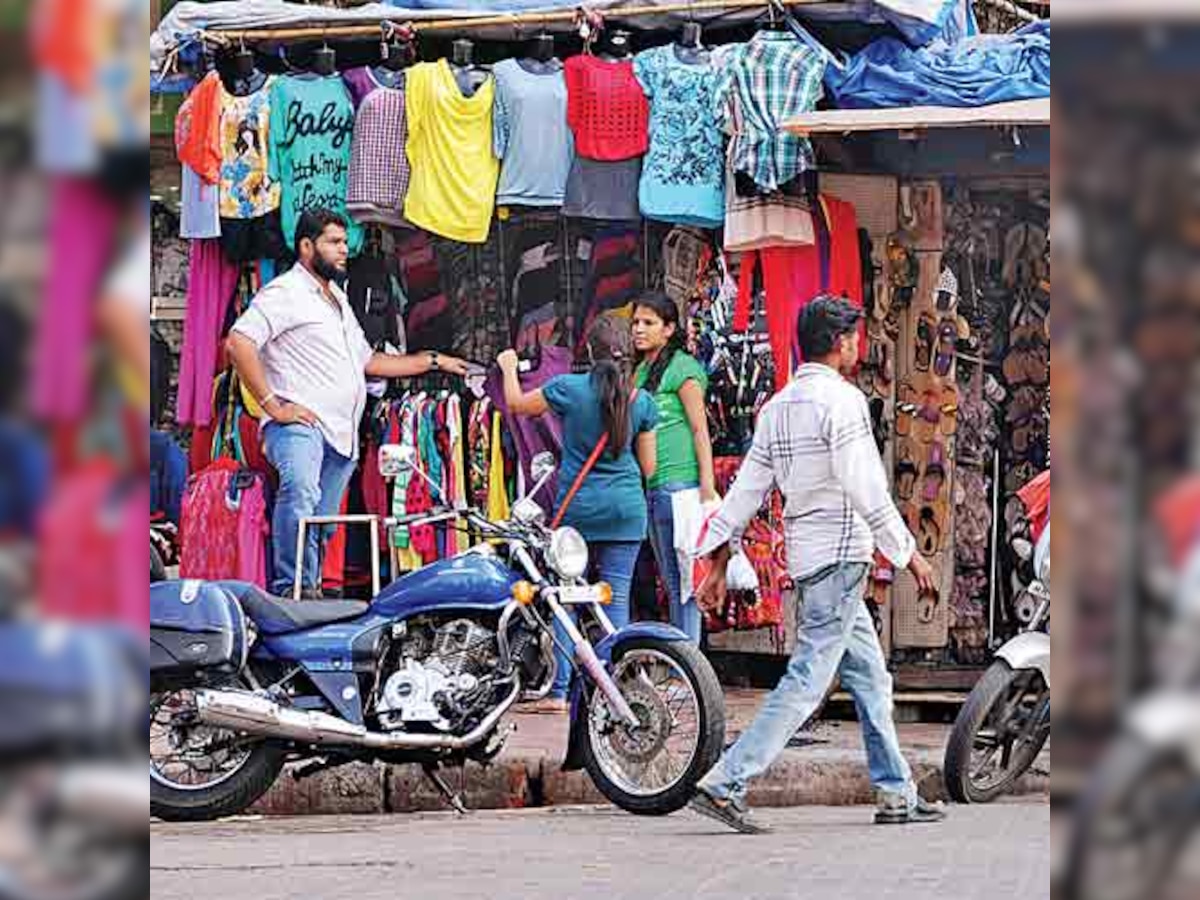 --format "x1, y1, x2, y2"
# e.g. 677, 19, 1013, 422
375, 619, 499, 733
